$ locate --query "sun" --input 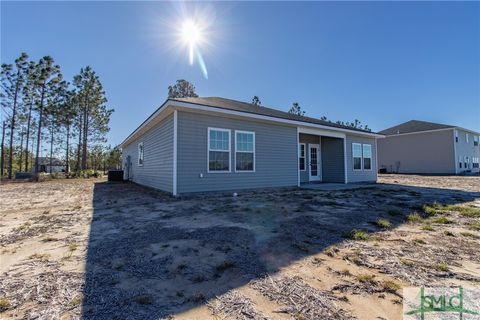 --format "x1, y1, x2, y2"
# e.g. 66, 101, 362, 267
180, 20, 203, 65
